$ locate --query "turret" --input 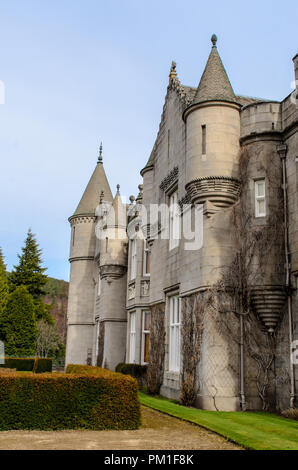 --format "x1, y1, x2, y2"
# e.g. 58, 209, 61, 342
65, 146, 113, 365
95, 185, 128, 370
183, 35, 241, 209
